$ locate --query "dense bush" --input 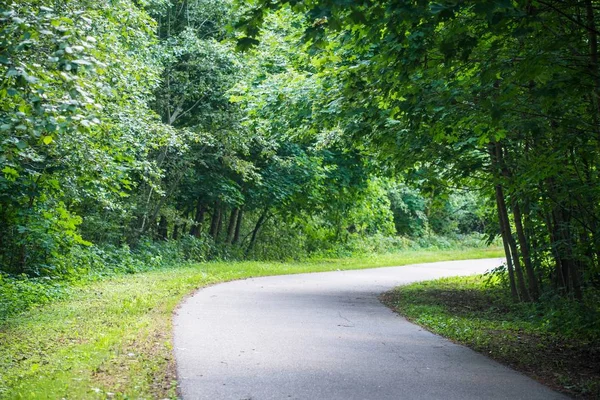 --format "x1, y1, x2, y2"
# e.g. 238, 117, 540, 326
250, 225, 493, 260
0, 230, 496, 320
0, 234, 218, 320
